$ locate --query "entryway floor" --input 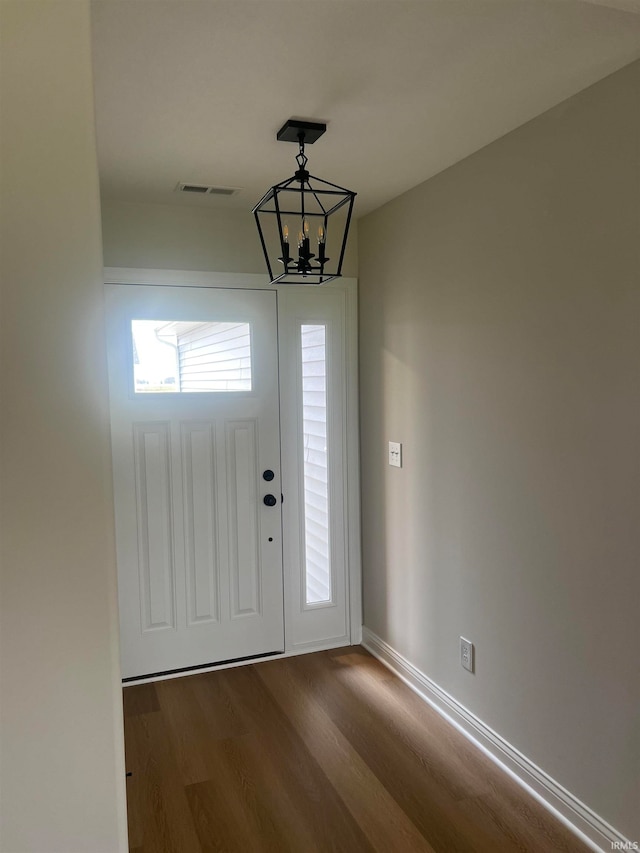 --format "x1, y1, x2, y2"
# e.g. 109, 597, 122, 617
123, 647, 590, 852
